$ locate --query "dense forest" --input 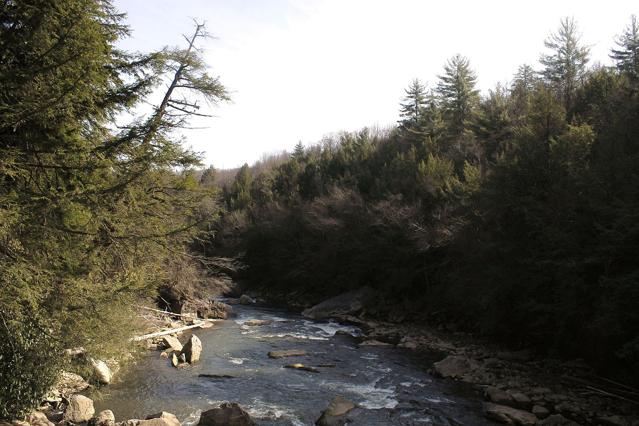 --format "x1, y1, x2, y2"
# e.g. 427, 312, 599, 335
204, 17, 639, 385
2, 0, 639, 420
